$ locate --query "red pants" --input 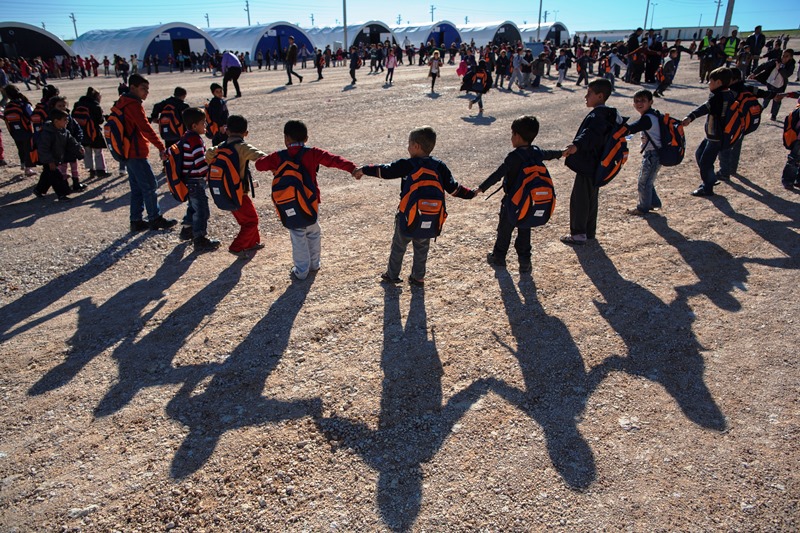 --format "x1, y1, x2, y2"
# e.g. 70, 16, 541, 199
229, 195, 261, 252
